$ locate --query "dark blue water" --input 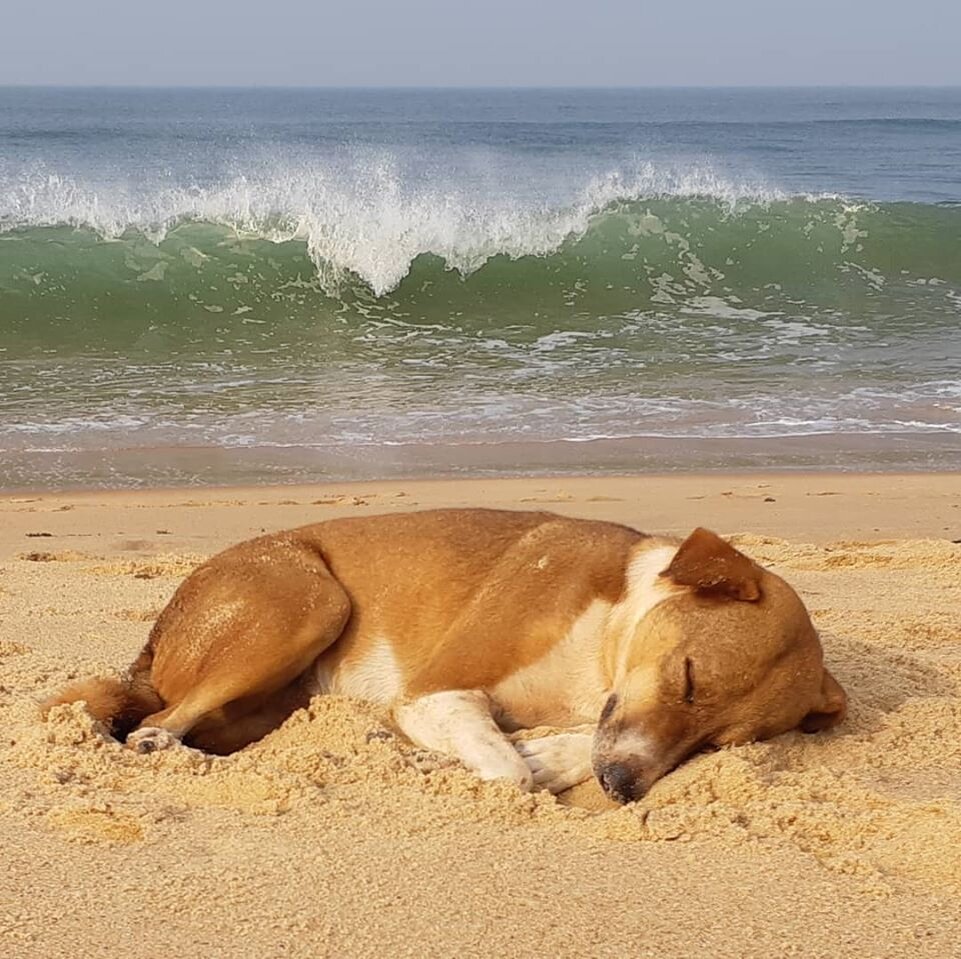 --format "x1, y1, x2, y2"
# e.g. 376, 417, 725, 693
3, 87, 961, 203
